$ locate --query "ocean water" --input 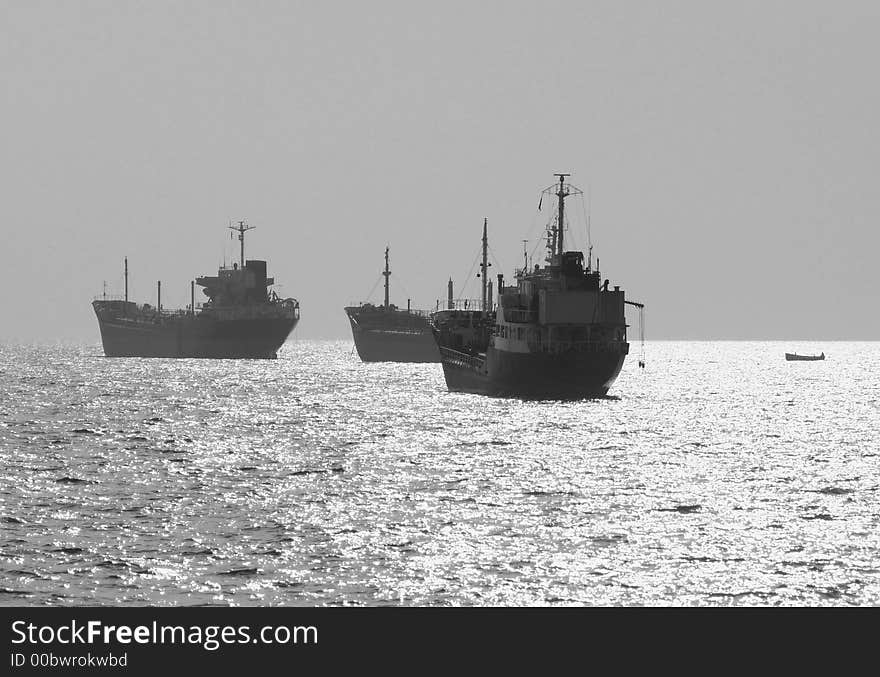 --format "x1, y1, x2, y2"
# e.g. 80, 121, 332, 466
1, 339, 879, 607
